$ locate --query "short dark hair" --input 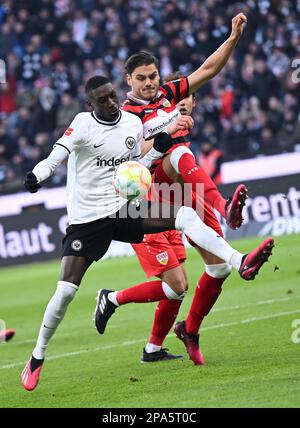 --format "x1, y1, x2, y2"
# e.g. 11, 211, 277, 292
125, 51, 159, 74
85, 75, 110, 96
